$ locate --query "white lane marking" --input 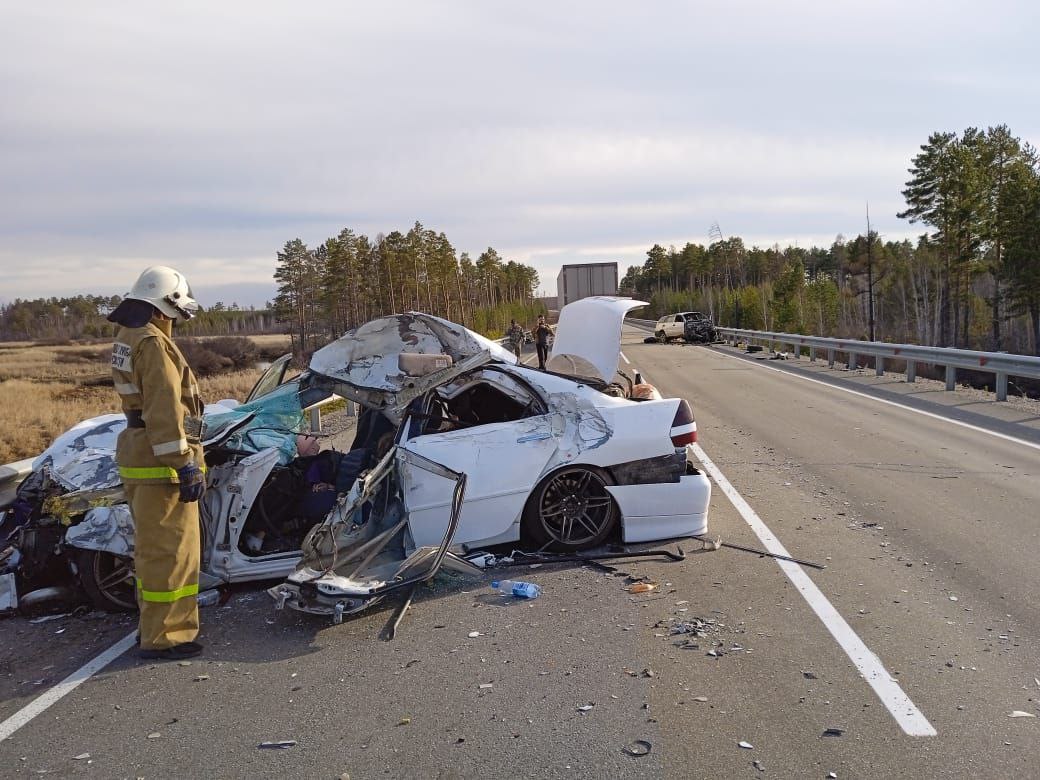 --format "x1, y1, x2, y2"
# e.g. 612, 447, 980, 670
711, 348, 1040, 453
0, 629, 137, 742
633, 362, 937, 736
692, 442, 936, 736
620, 351, 630, 365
